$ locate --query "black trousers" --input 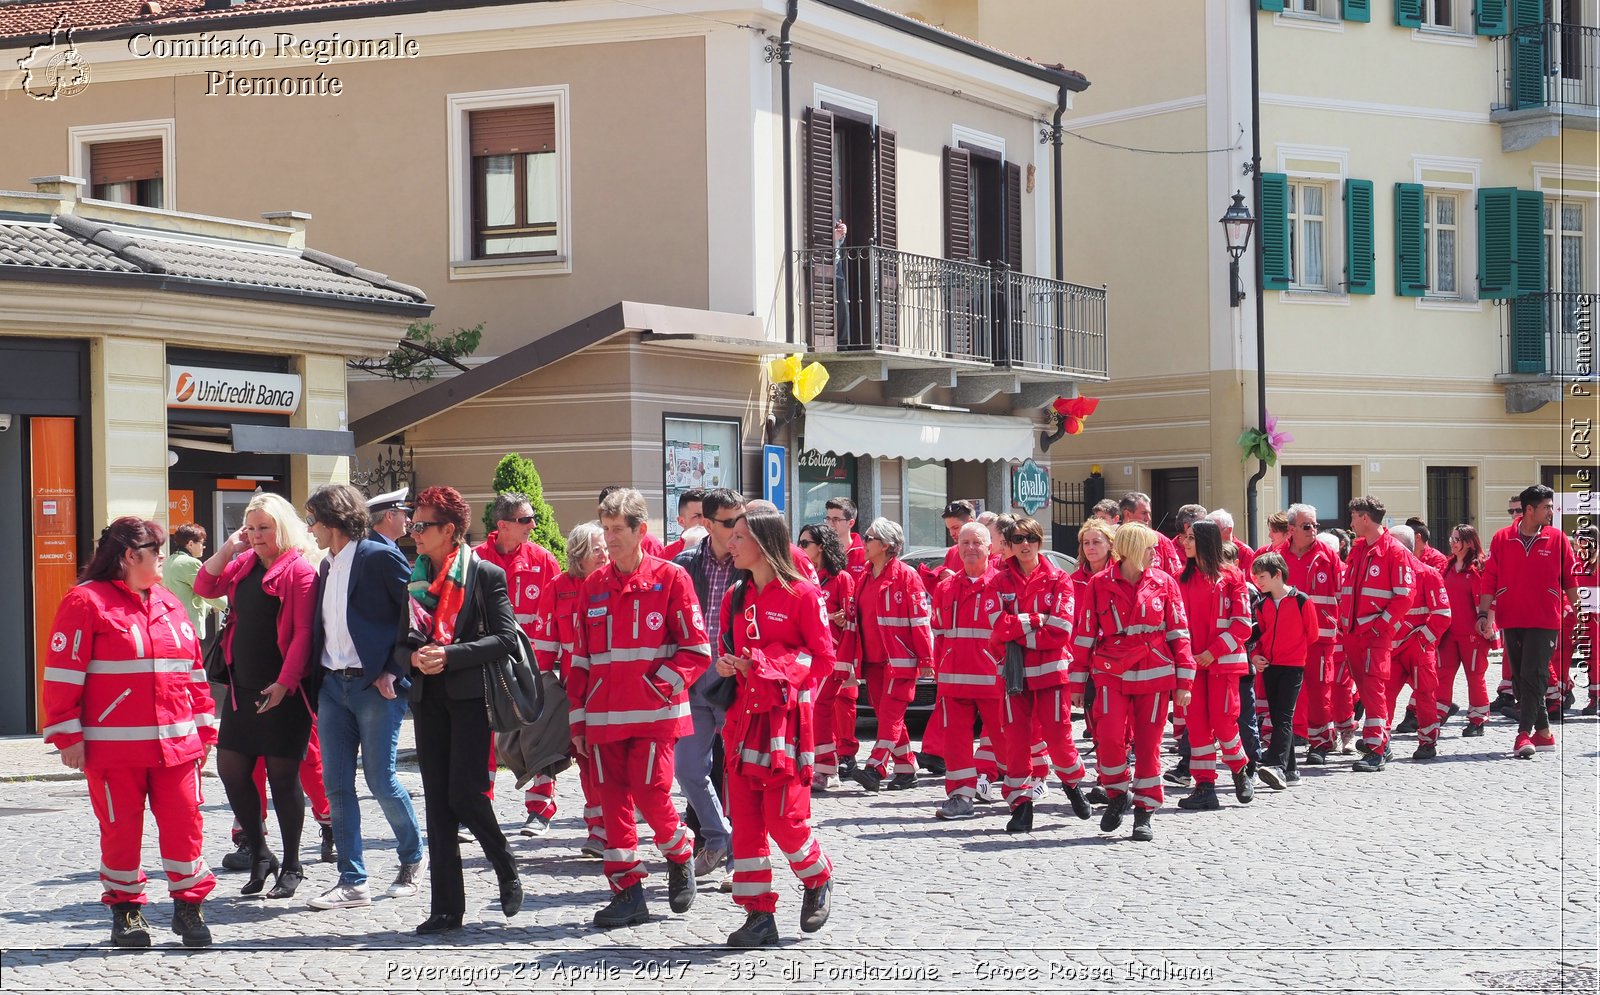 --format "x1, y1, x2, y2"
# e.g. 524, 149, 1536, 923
1503, 627, 1558, 733
413, 682, 517, 916
1261, 665, 1305, 776
1237, 674, 1262, 766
